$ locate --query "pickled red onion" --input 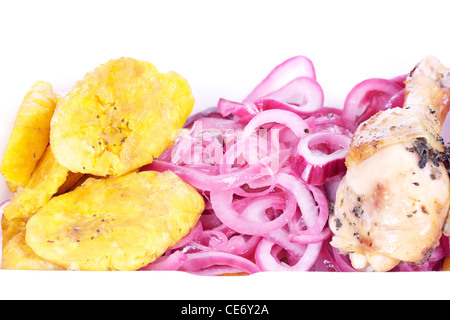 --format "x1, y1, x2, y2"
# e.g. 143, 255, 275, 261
292, 132, 351, 185
342, 77, 404, 128
178, 251, 261, 275
242, 109, 309, 139
255, 77, 324, 113
243, 55, 316, 103
210, 182, 297, 236
142, 55, 347, 273
139, 250, 188, 271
